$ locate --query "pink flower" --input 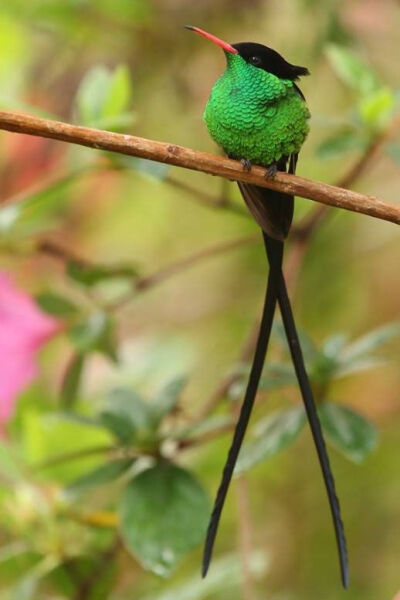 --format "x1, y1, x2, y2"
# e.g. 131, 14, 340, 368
0, 272, 60, 426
